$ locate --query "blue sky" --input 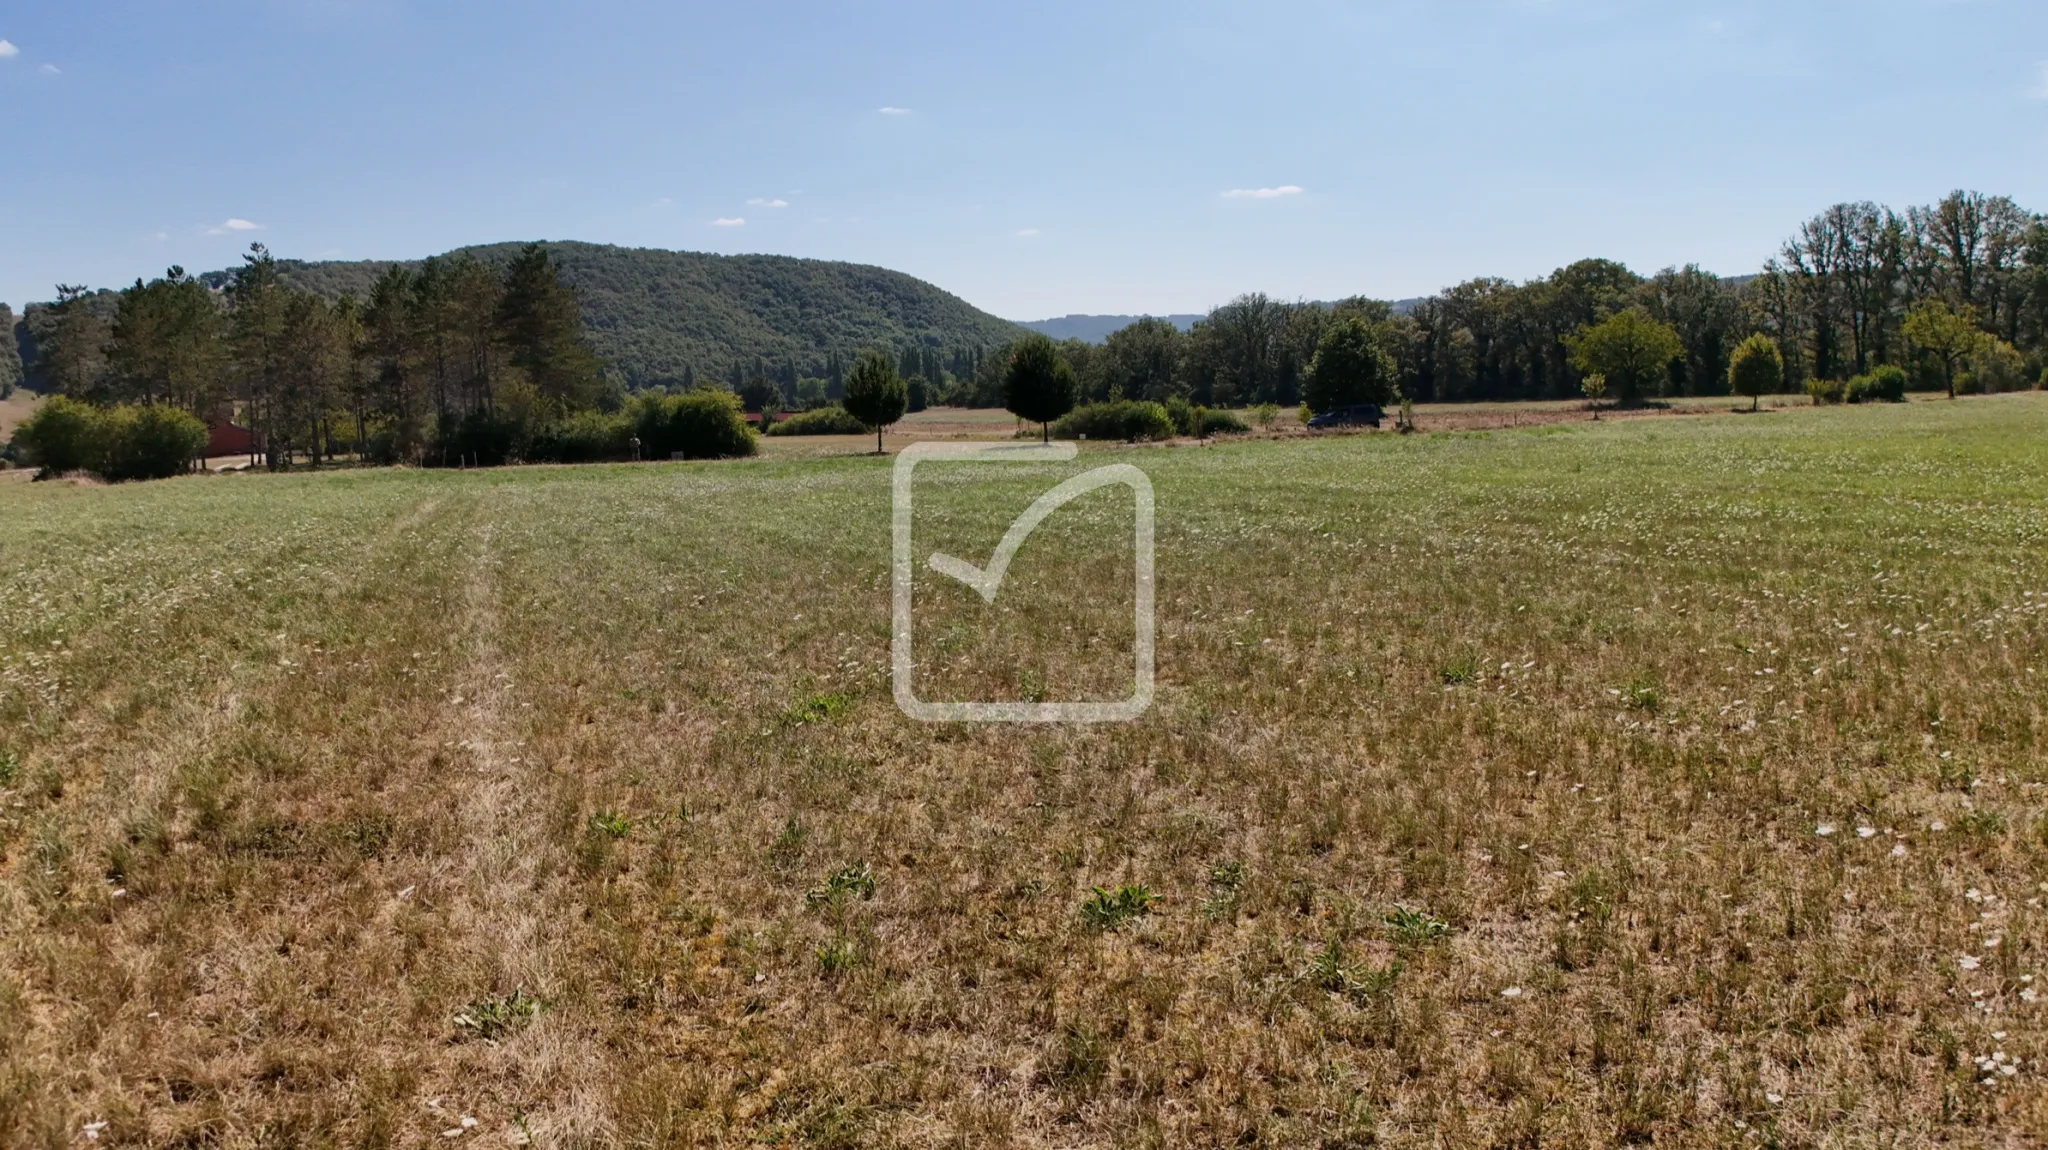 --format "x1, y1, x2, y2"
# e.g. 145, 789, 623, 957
2, 1, 2044, 319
